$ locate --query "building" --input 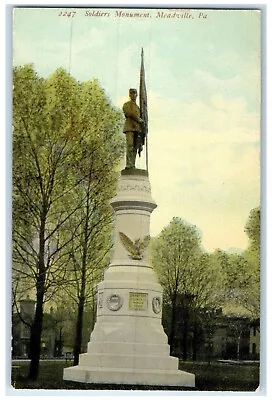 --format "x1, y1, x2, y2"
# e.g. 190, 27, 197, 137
12, 297, 57, 359
12, 297, 93, 359
164, 304, 256, 361
249, 319, 260, 358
